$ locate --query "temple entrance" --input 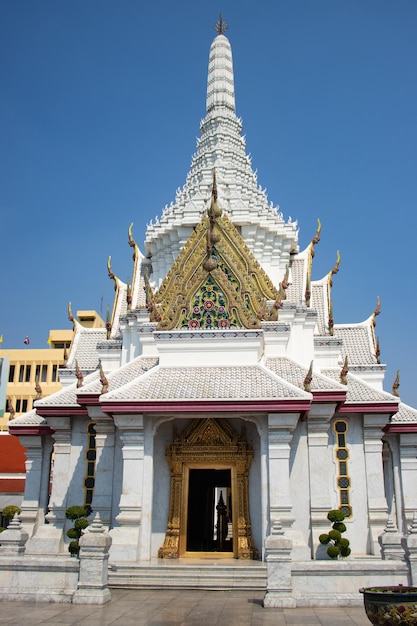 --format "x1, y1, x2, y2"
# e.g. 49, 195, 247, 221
186, 468, 233, 554
158, 418, 259, 560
